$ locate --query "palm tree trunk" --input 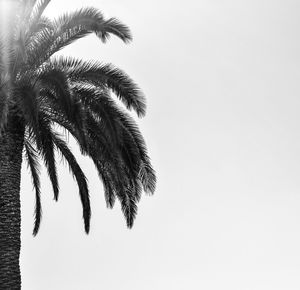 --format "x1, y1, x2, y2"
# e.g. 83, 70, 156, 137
0, 115, 24, 290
